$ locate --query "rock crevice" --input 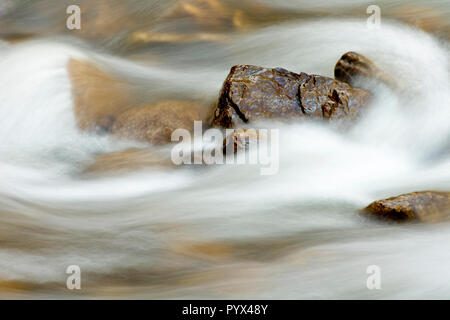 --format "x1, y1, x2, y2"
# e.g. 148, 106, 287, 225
211, 64, 371, 129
